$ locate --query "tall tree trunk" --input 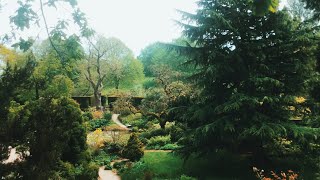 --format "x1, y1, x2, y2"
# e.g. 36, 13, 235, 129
94, 89, 102, 110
